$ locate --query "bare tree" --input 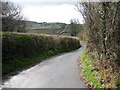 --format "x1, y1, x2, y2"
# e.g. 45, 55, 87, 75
69, 19, 79, 36
2, 1, 27, 32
